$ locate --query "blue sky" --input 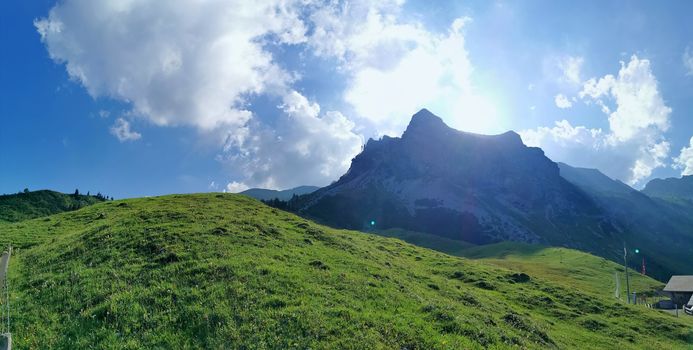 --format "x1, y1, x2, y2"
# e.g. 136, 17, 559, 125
1, 0, 692, 198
